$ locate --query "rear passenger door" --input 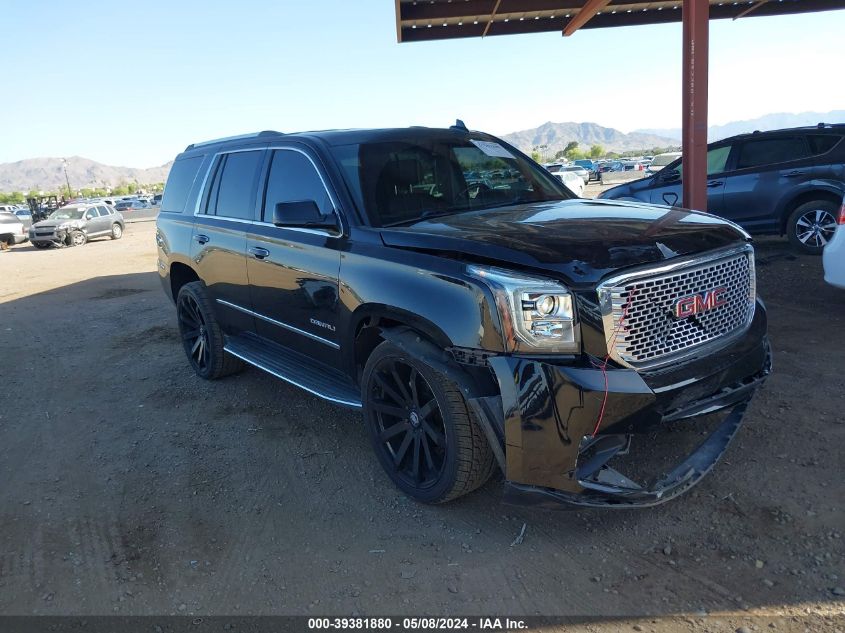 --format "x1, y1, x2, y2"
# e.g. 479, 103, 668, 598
96, 206, 114, 233
246, 147, 343, 367
191, 147, 266, 334
721, 135, 811, 233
